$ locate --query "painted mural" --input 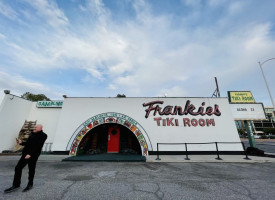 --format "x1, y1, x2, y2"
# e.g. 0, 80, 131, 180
69, 112, 149, 156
